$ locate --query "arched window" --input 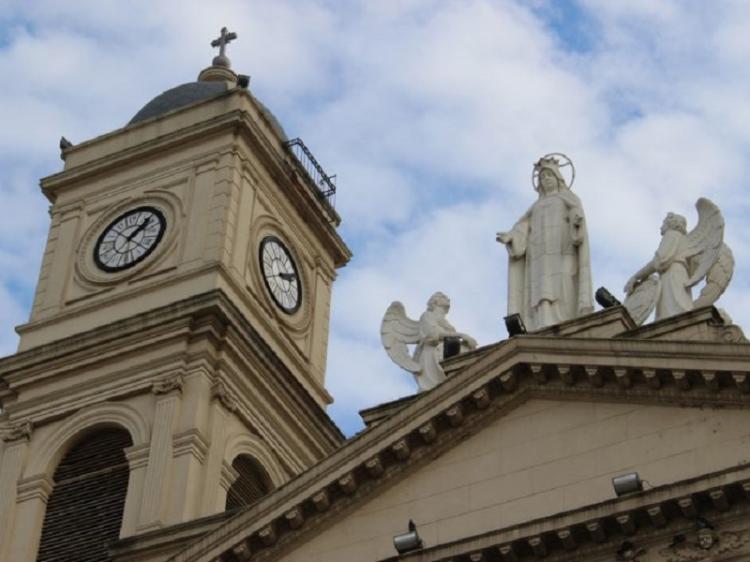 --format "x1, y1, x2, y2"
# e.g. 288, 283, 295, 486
37, 428, 132, 562
225, 454, 273, 511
